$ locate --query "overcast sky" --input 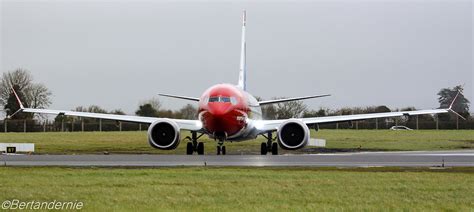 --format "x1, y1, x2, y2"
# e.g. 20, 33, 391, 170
1, 0, 472, 117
